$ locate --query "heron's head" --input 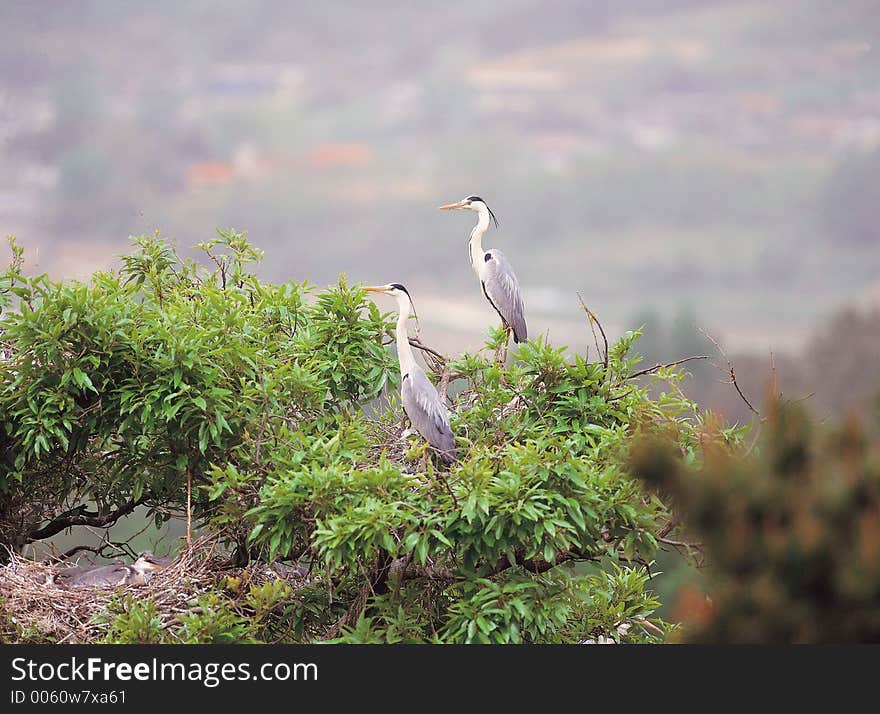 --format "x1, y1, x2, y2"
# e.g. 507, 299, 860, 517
439, 195, 499, 228
131, 551, 169, 576
363, 283, 419, 322
364, 282, 411, 301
